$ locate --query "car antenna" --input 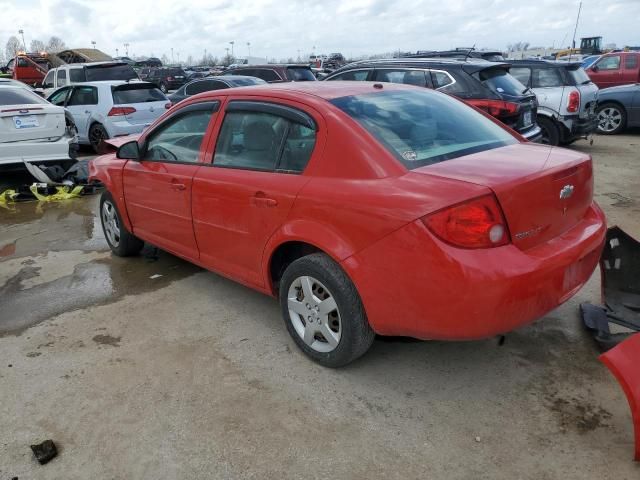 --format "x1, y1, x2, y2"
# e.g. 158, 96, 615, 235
464, 44, 476, 62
